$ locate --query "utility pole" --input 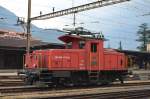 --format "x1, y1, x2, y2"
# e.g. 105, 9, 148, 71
73, 12, 76, 27
27, 0, 31, 55
72, 0, 76, 27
